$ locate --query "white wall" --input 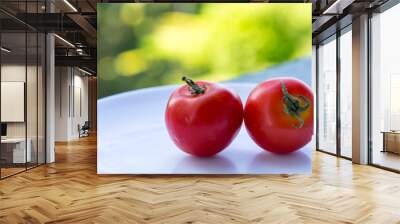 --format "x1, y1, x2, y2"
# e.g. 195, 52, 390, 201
72, 73, 89, 138
1, 65, 36, 137
55, 67, 89, 141
55, 67, 70, 141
